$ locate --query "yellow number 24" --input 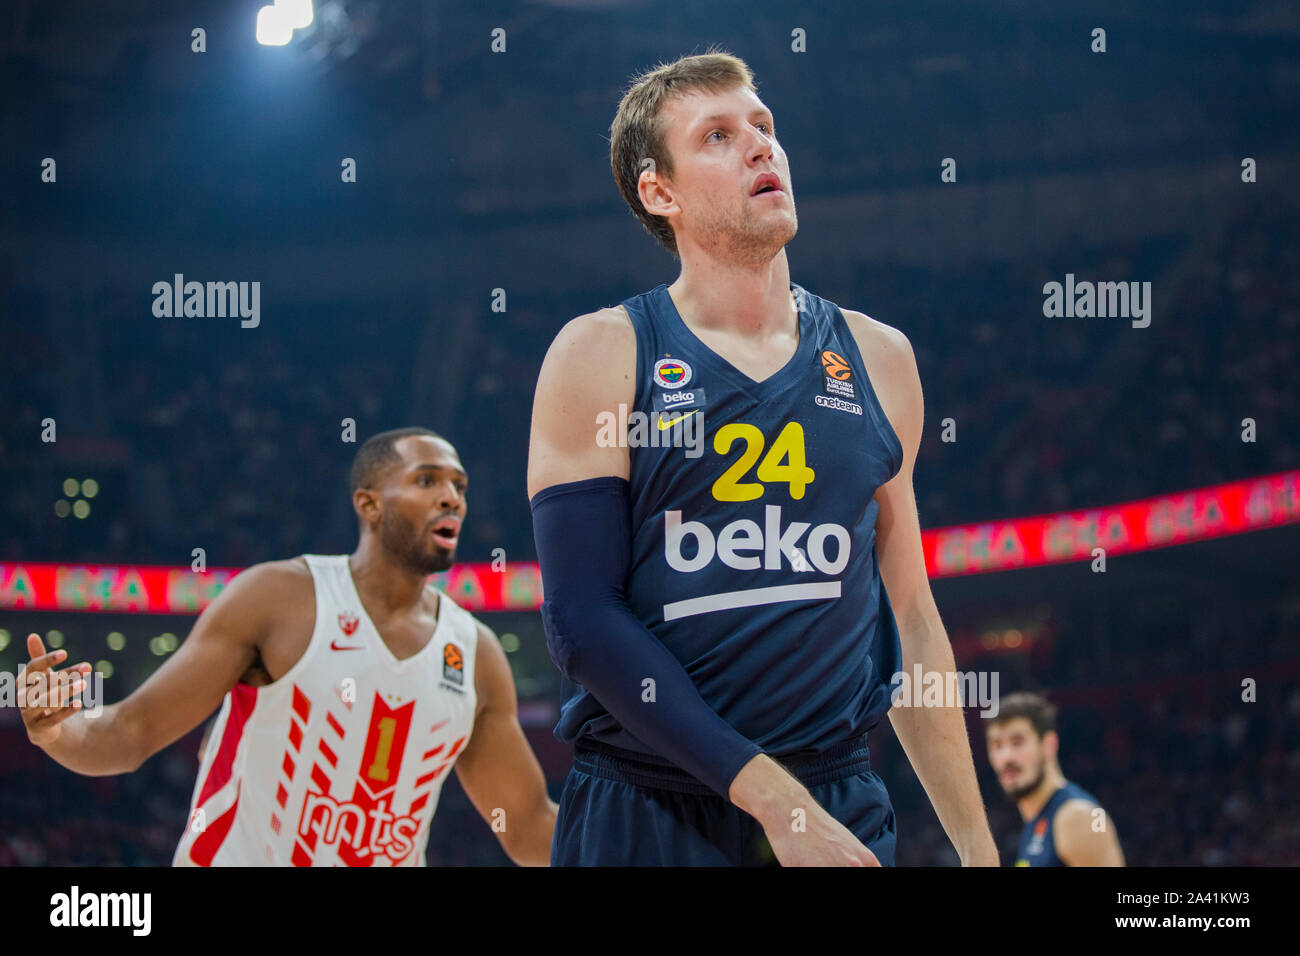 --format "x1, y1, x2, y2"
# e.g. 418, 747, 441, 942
711, 421, 816, 502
